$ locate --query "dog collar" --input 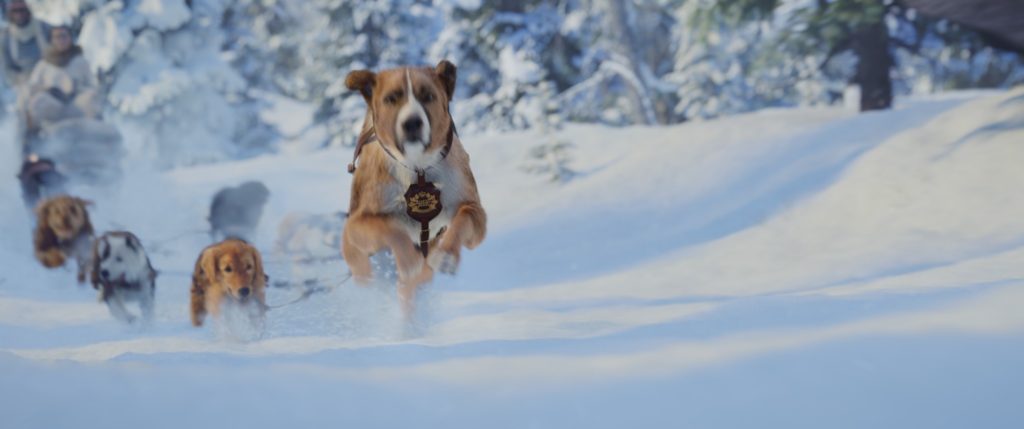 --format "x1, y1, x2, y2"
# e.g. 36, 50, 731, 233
347, 109, 456, 174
